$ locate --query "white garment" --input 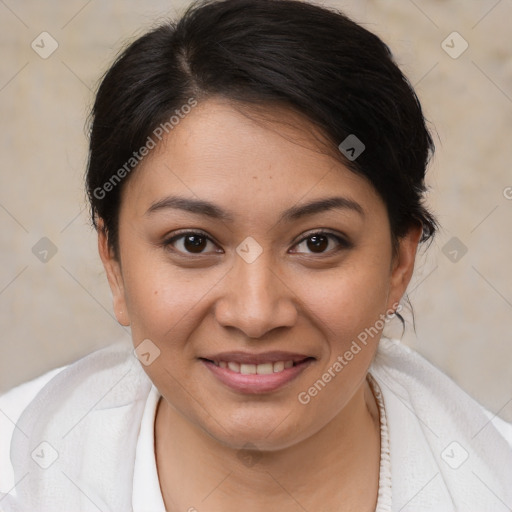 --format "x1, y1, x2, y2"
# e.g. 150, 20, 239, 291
134, 373, 394, 512
131, 385, 166, 512
0, 369, 165, 512
0, 337, 511, 511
